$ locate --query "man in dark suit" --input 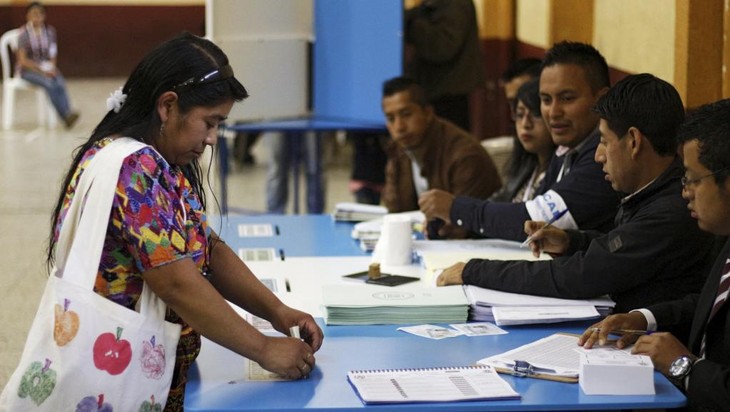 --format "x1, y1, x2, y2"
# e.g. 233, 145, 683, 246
581, 99, 730, 411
